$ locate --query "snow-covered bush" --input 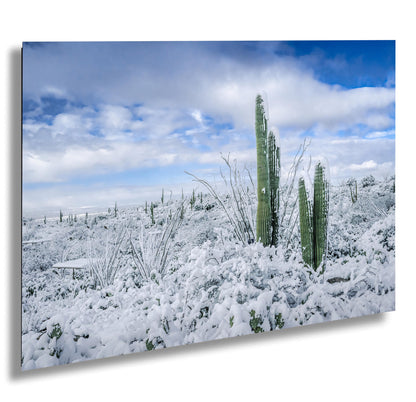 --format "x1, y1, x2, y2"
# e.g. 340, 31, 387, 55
361, 175, 376, 188
88, 228, 127, 288
129, 202, 184, 282
186, 156, 256, 245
